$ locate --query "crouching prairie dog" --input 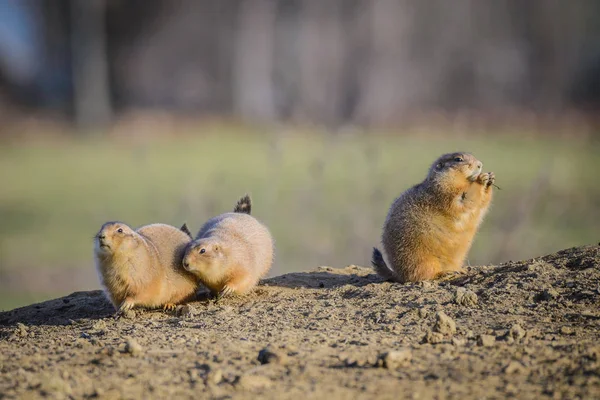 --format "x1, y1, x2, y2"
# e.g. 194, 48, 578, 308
182, 195, 274, 297
94, 222, 198, 312
372, 152, 495, 283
